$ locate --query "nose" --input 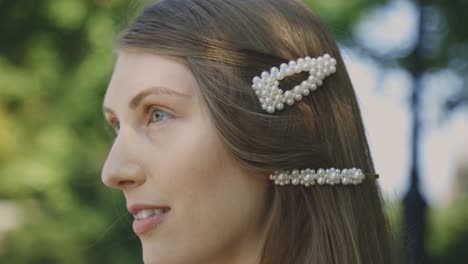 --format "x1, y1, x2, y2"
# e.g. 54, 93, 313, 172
101, 133, 146, 191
